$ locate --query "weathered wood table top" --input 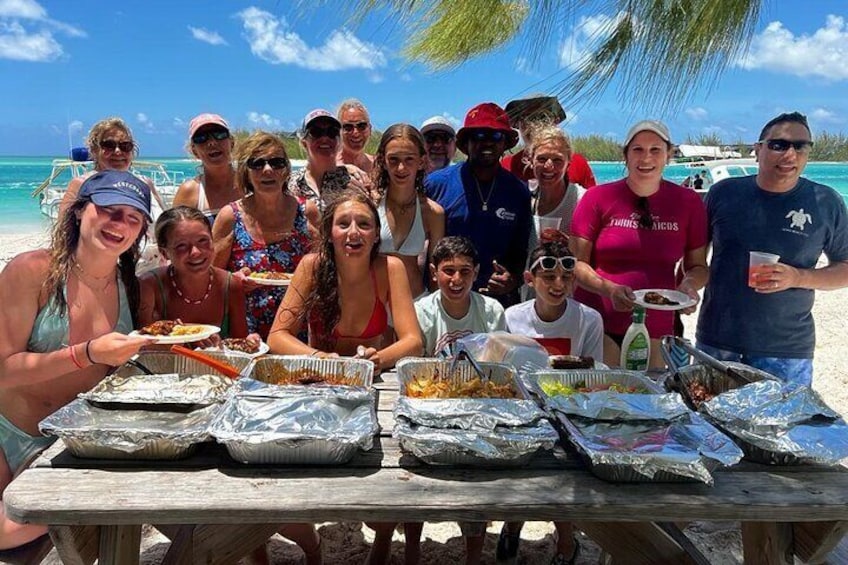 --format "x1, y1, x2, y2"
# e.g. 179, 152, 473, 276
4, 372, 847, 564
